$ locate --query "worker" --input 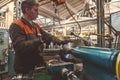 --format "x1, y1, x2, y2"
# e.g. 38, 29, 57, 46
9, 0, 67, 79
